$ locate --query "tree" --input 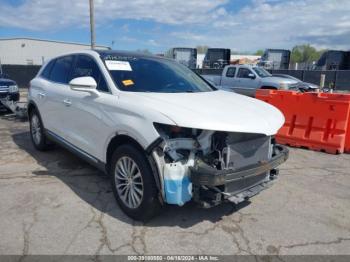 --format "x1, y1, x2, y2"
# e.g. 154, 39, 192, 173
290, 44, 324, 64
254, 50, 264, 56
